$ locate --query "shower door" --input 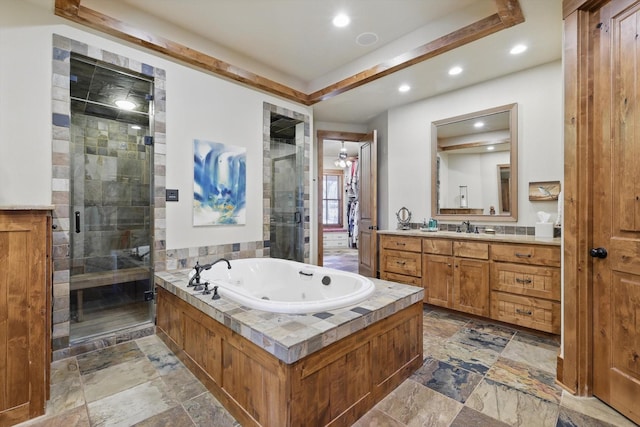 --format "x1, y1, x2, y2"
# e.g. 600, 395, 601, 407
69, 55, 154, 341
270, 120, 305, 261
